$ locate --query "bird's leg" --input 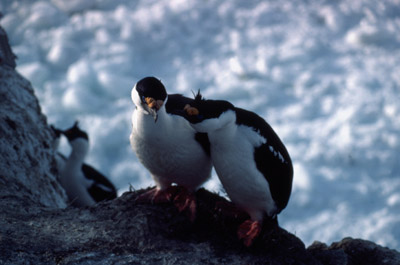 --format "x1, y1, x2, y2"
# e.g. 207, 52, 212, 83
135, 186, 178, 204
237, 220, 262, 247
173, 186, 197, 222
